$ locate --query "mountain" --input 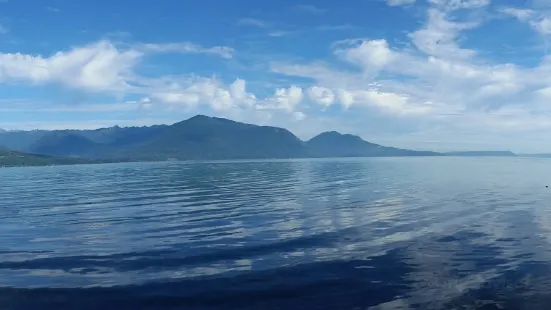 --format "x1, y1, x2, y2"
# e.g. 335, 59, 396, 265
75, 125, 168, 145
0, 125, 168, 152
446, 151, 517, 157
129, 115, 310, 159
0, 130, 50, 151
306, 131, 439, 157
0, 148, 108, 167
19, 115, 441, 160
30, 132, 104, 158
